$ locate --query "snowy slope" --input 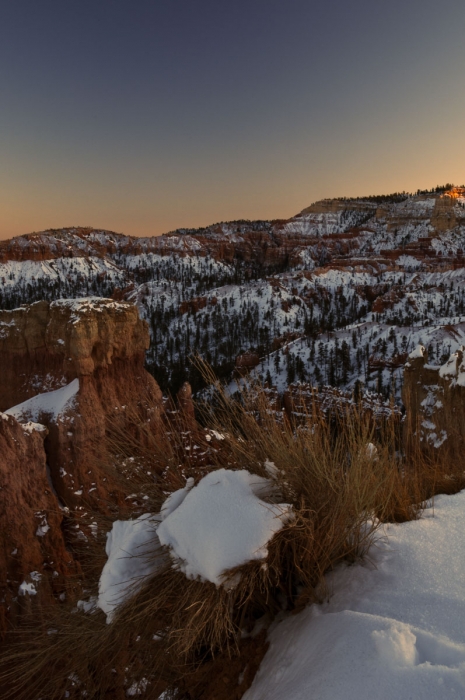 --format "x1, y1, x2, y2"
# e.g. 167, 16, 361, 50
1, 190, 465, 397
245, 491, 465, 700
